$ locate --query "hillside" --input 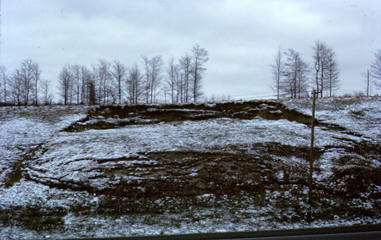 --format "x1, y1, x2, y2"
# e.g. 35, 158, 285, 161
0, 98, 380, 239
